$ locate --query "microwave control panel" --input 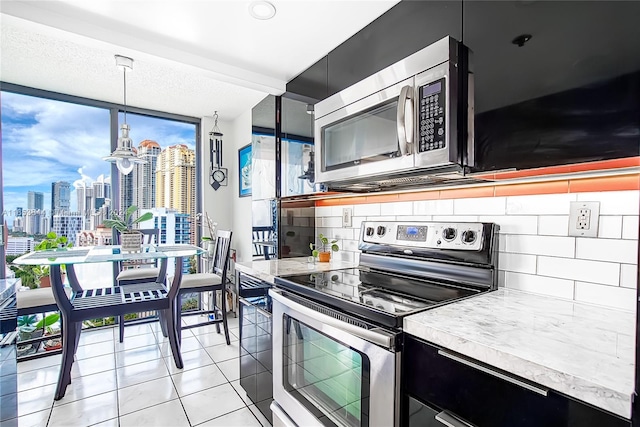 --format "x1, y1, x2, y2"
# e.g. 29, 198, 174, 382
418, 78, 446, 153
